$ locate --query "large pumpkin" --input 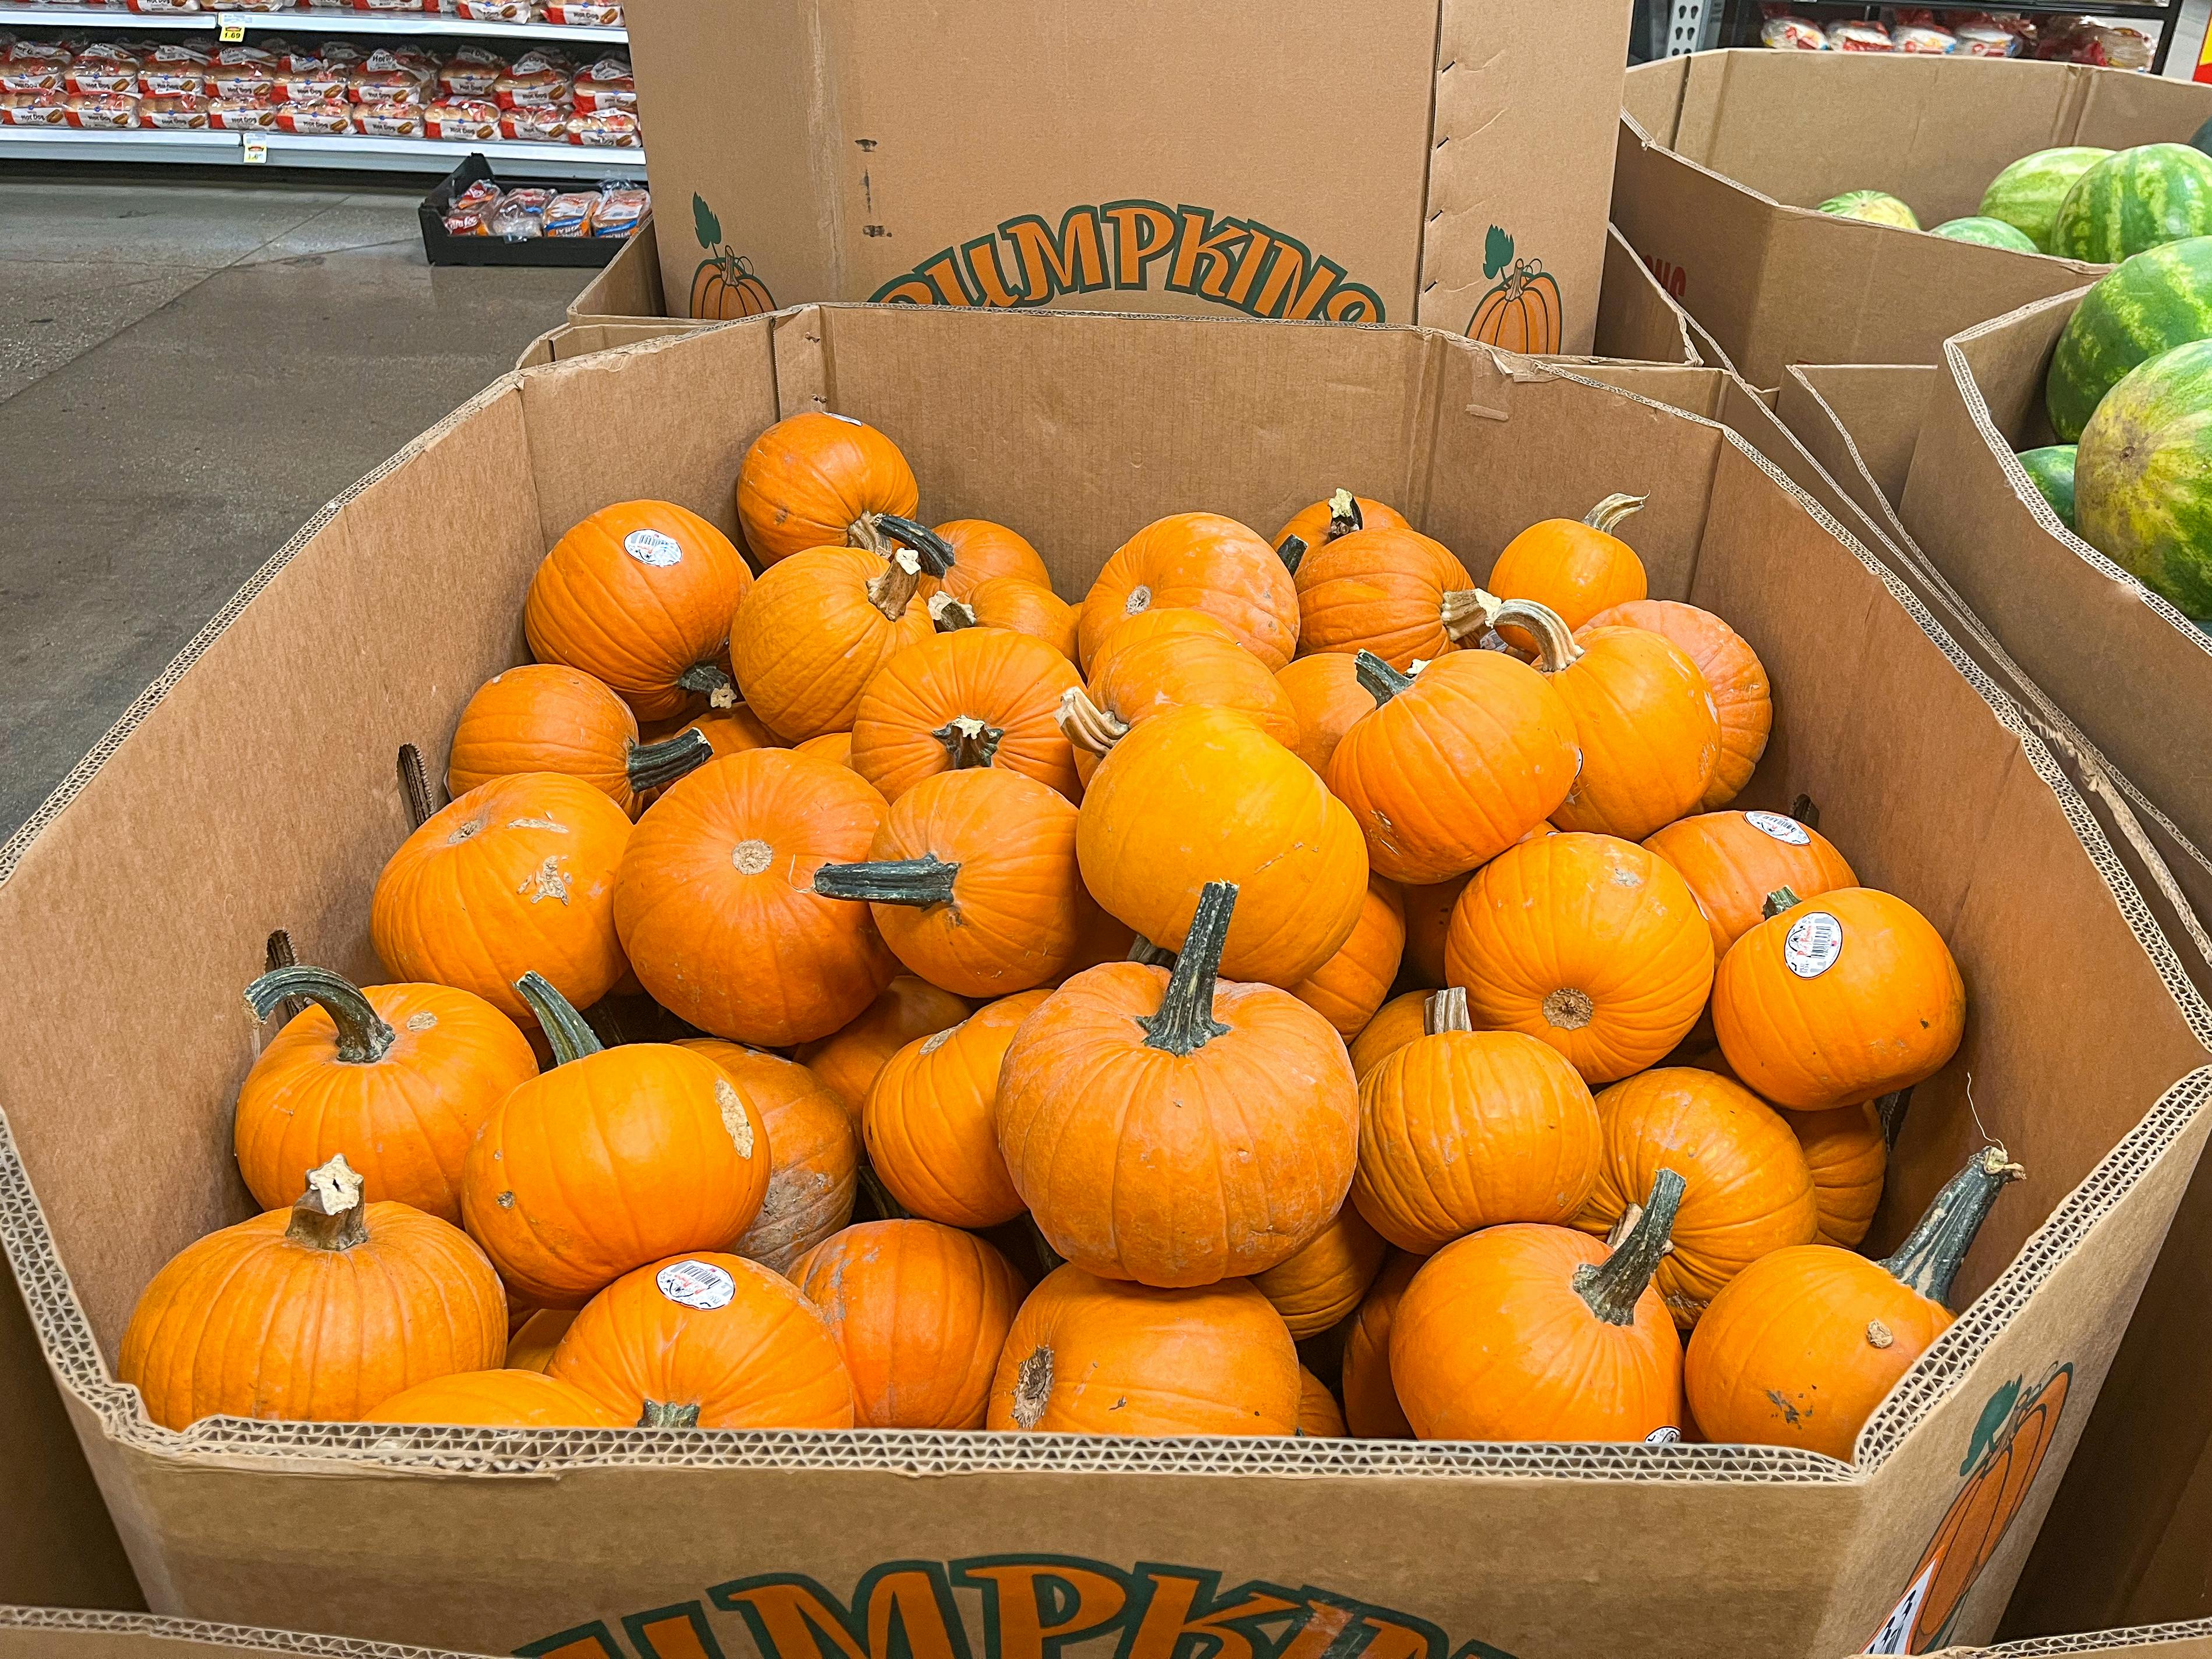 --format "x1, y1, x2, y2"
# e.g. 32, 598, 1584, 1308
614, 749, 896, 1046
1349, 990, 1430, 1083
1588, 598, 1772, 810
1252, 1207, 1388, 1338
735, 412, 919, 568
1293, 526, 1485, 669
850, 626, 1082, 803
1446, 832, 1715, 1084
234, 965, 537, 1224
1272, 490, 1409, 561
1276, 652, 1371, 778
795, 976, 972, 1124
793, 1219, 1027, 1429
1286, 875, 1406, 1040
362, 1369, 622, 1428
119, 1155, 505, 1430
986, 1265, 1299, 1435
447, 664, 715, 818
1644, 810, 1858, 959
1782, 1101, 1888, 1249
959, 576, 1081, 661
1341, 1253, 1419, 1437
932, 519, 1055, 599
863, 990, 1044, 1228
729, 547, 935, 742
371, 772, 632, 1023
1076, 512, 1299, 672
1486, 495, 1649, 646
996, 881, 1360, 1286
679, 1040, 859, 1273
1065, 611, 1301, 786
